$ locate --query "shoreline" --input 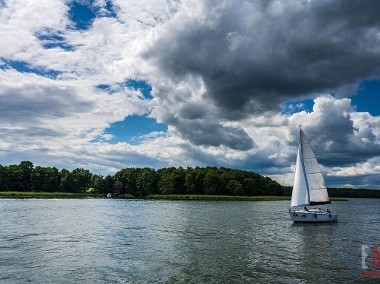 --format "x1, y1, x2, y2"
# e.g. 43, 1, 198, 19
0, 192, 105, 199
143, 195, 348, 201
0, 191, 348, 201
